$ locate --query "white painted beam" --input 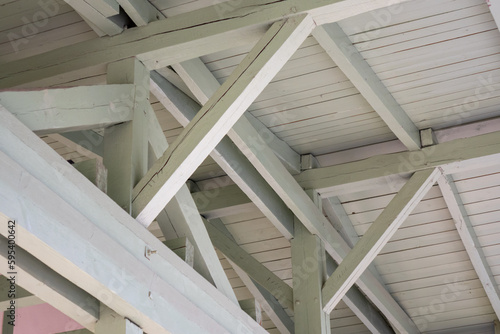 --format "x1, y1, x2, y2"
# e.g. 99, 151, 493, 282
144, 78, 239, 305
104, 59, 148, 213
192, 184, 253, 219
86, 0, 120, 17
438, 175, 500, 319
322, 169, 441, 314
115, 0, 163, 26
132, 15, 315, 225
0, 107, 266, 334
96, 305, 142, 334
150, 71, 294, 239
172, 58, 301, 174
0, 0, 414, 89
292, 220, 331, 334
205, 218, 295, 334
65, 0, 127, 36
226, 79, 420, 333
50, 132, 103, 162
488, 0, 500, 31
296, 130, 500, 194
313, 23, 420, 151
0, 86, 134, 135
205, 219, 294, 311
0, 230, 99, 331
